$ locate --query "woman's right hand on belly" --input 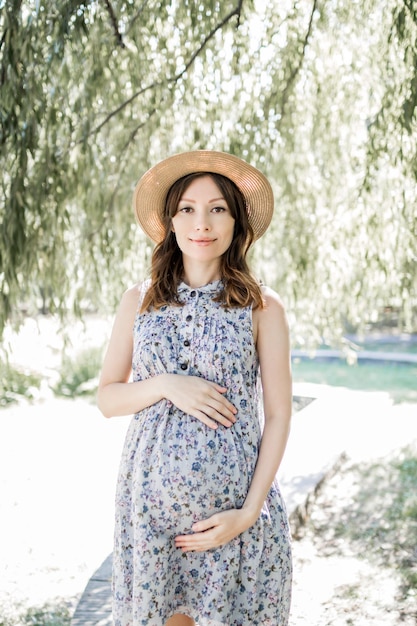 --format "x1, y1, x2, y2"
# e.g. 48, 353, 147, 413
162, 374, 237, 429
